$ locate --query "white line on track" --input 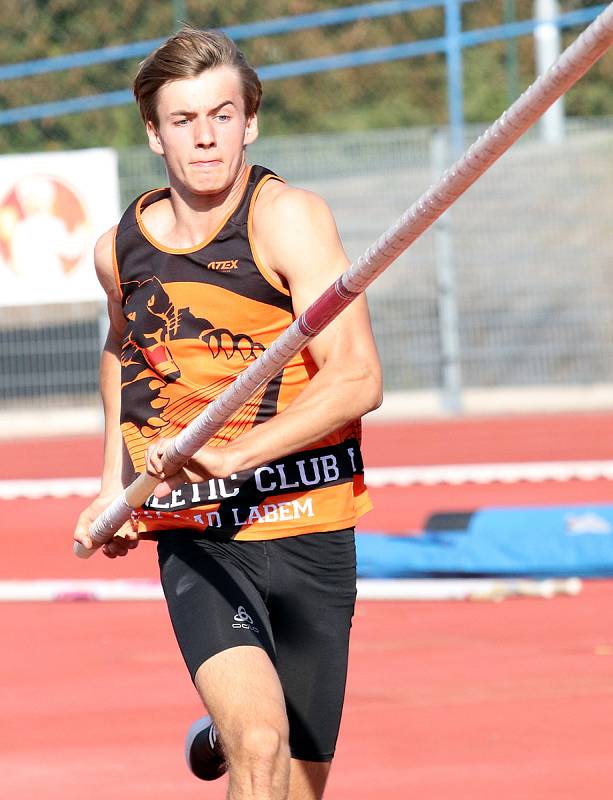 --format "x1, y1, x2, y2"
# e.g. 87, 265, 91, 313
2, 461, 613, 500
0, 577, 583, 603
